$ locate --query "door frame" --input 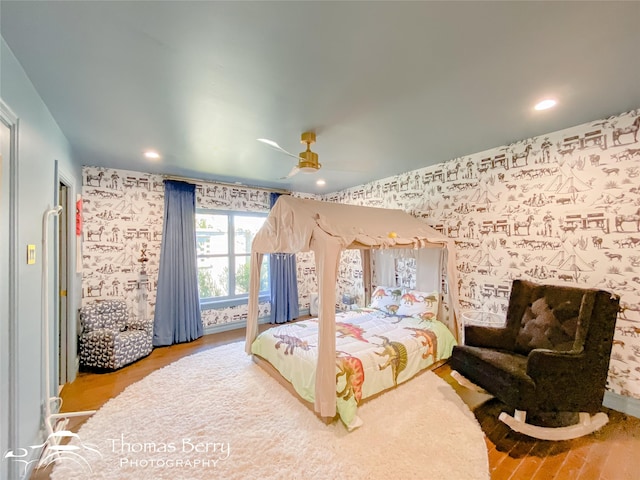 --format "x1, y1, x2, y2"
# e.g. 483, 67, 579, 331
54, 164, 78, 386
57, 180, 69, 387
1, 99, 20, 480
